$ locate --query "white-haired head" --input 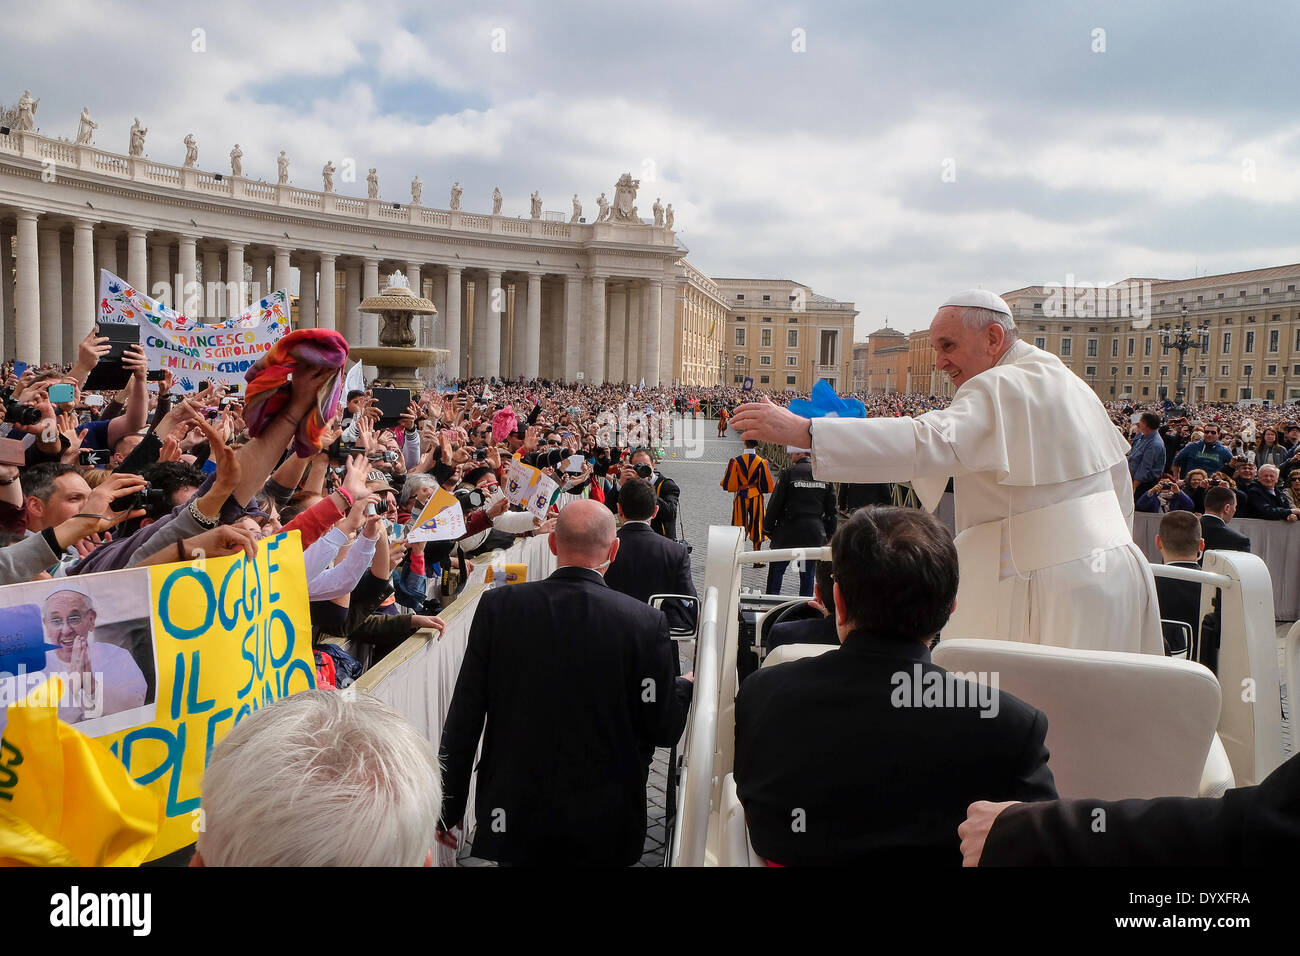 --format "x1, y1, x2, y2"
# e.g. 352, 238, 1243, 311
956, 305, 1019, 340
196, 689, 441, 866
